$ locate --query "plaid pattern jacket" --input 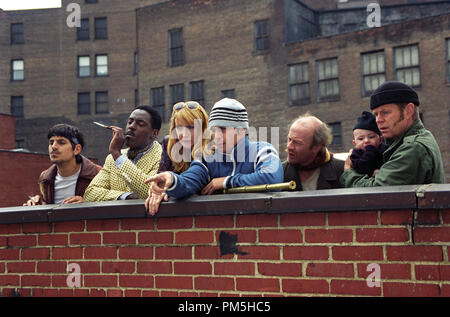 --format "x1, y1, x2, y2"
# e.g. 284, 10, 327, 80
84, 142, 162, 201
